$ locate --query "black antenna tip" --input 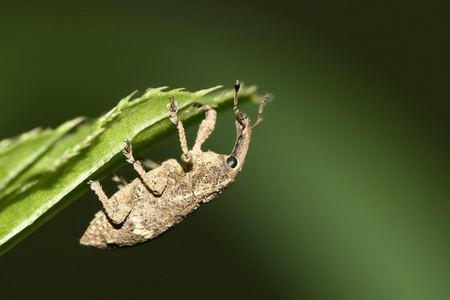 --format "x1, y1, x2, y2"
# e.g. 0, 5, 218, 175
234, 80, 240, 91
